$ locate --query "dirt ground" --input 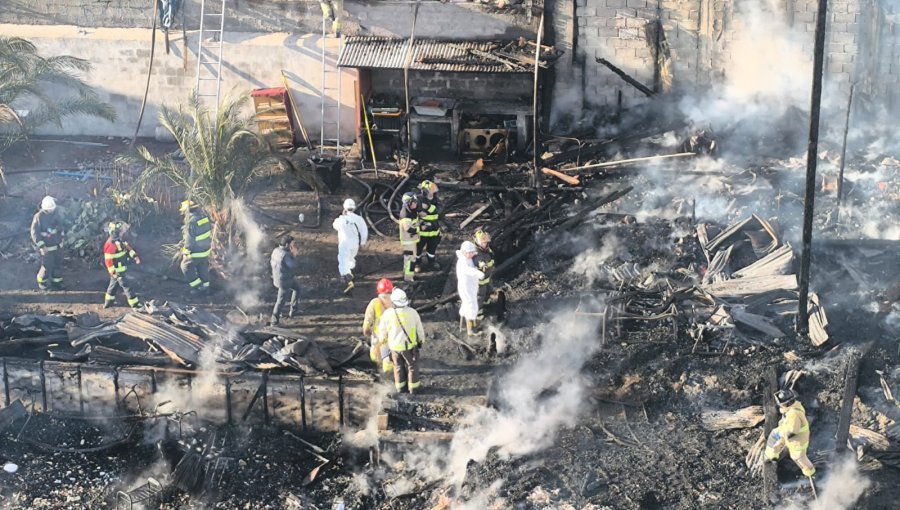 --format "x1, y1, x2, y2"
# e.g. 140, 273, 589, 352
0, 136, 899, 509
